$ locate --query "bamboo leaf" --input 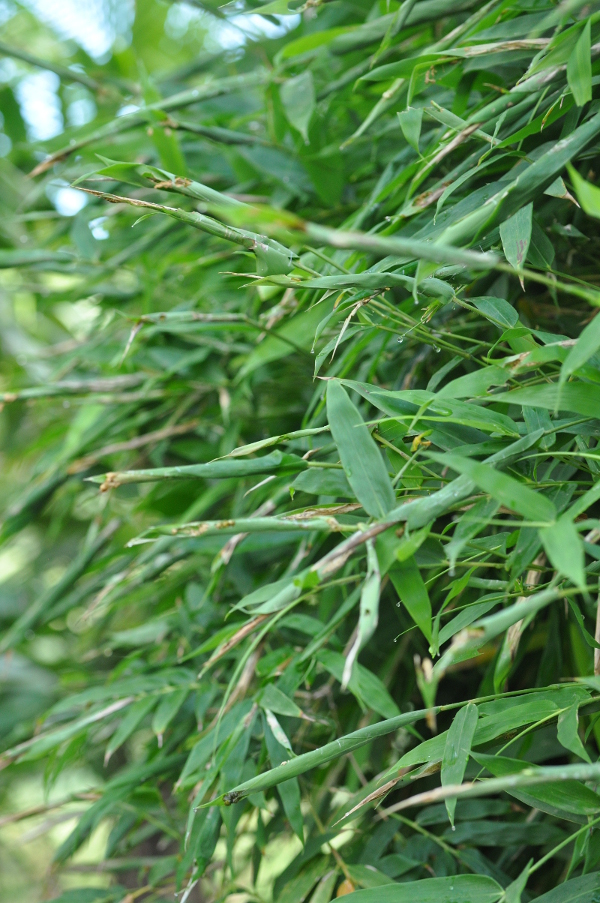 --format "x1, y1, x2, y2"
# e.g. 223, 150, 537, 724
342, 539, 381, 689
389, 555, 432, 642
560, 312, 600, 384
398, 107, 423, 154
104, 698, 156, 765
281, 71, 315, 143
428, 452, 557, 523
557, 703, 591, 764
327, 380, 395, 518
441, 702, 478, 826
88, 450, 307, 488
539, 516, 586, 590
500, 204, 533, 287
567, 19, 592, 107
332, 876, 503, 902
264, 714, 304, 841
